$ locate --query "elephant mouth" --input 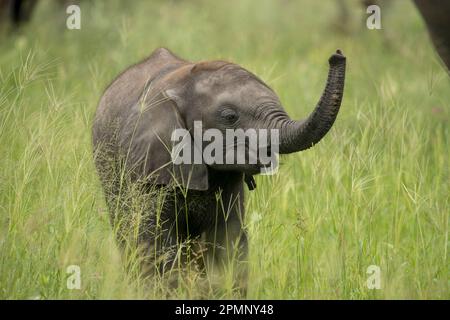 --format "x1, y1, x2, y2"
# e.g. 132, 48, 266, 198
208, 143, 277, 175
